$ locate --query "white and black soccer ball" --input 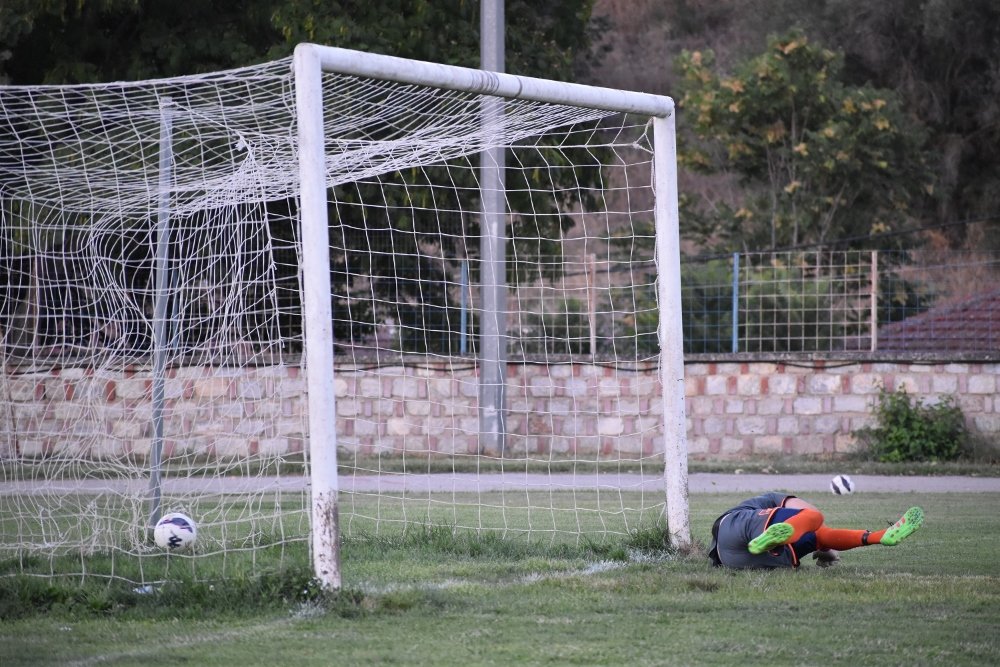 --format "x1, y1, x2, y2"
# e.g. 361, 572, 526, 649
153, 512, 197, 551
830, 474, 855, 495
